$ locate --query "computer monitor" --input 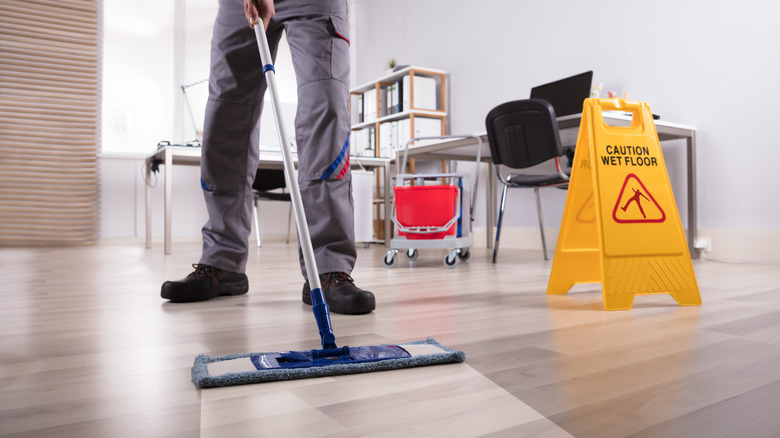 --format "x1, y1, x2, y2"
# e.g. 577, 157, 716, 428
529, 71, 593, 117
